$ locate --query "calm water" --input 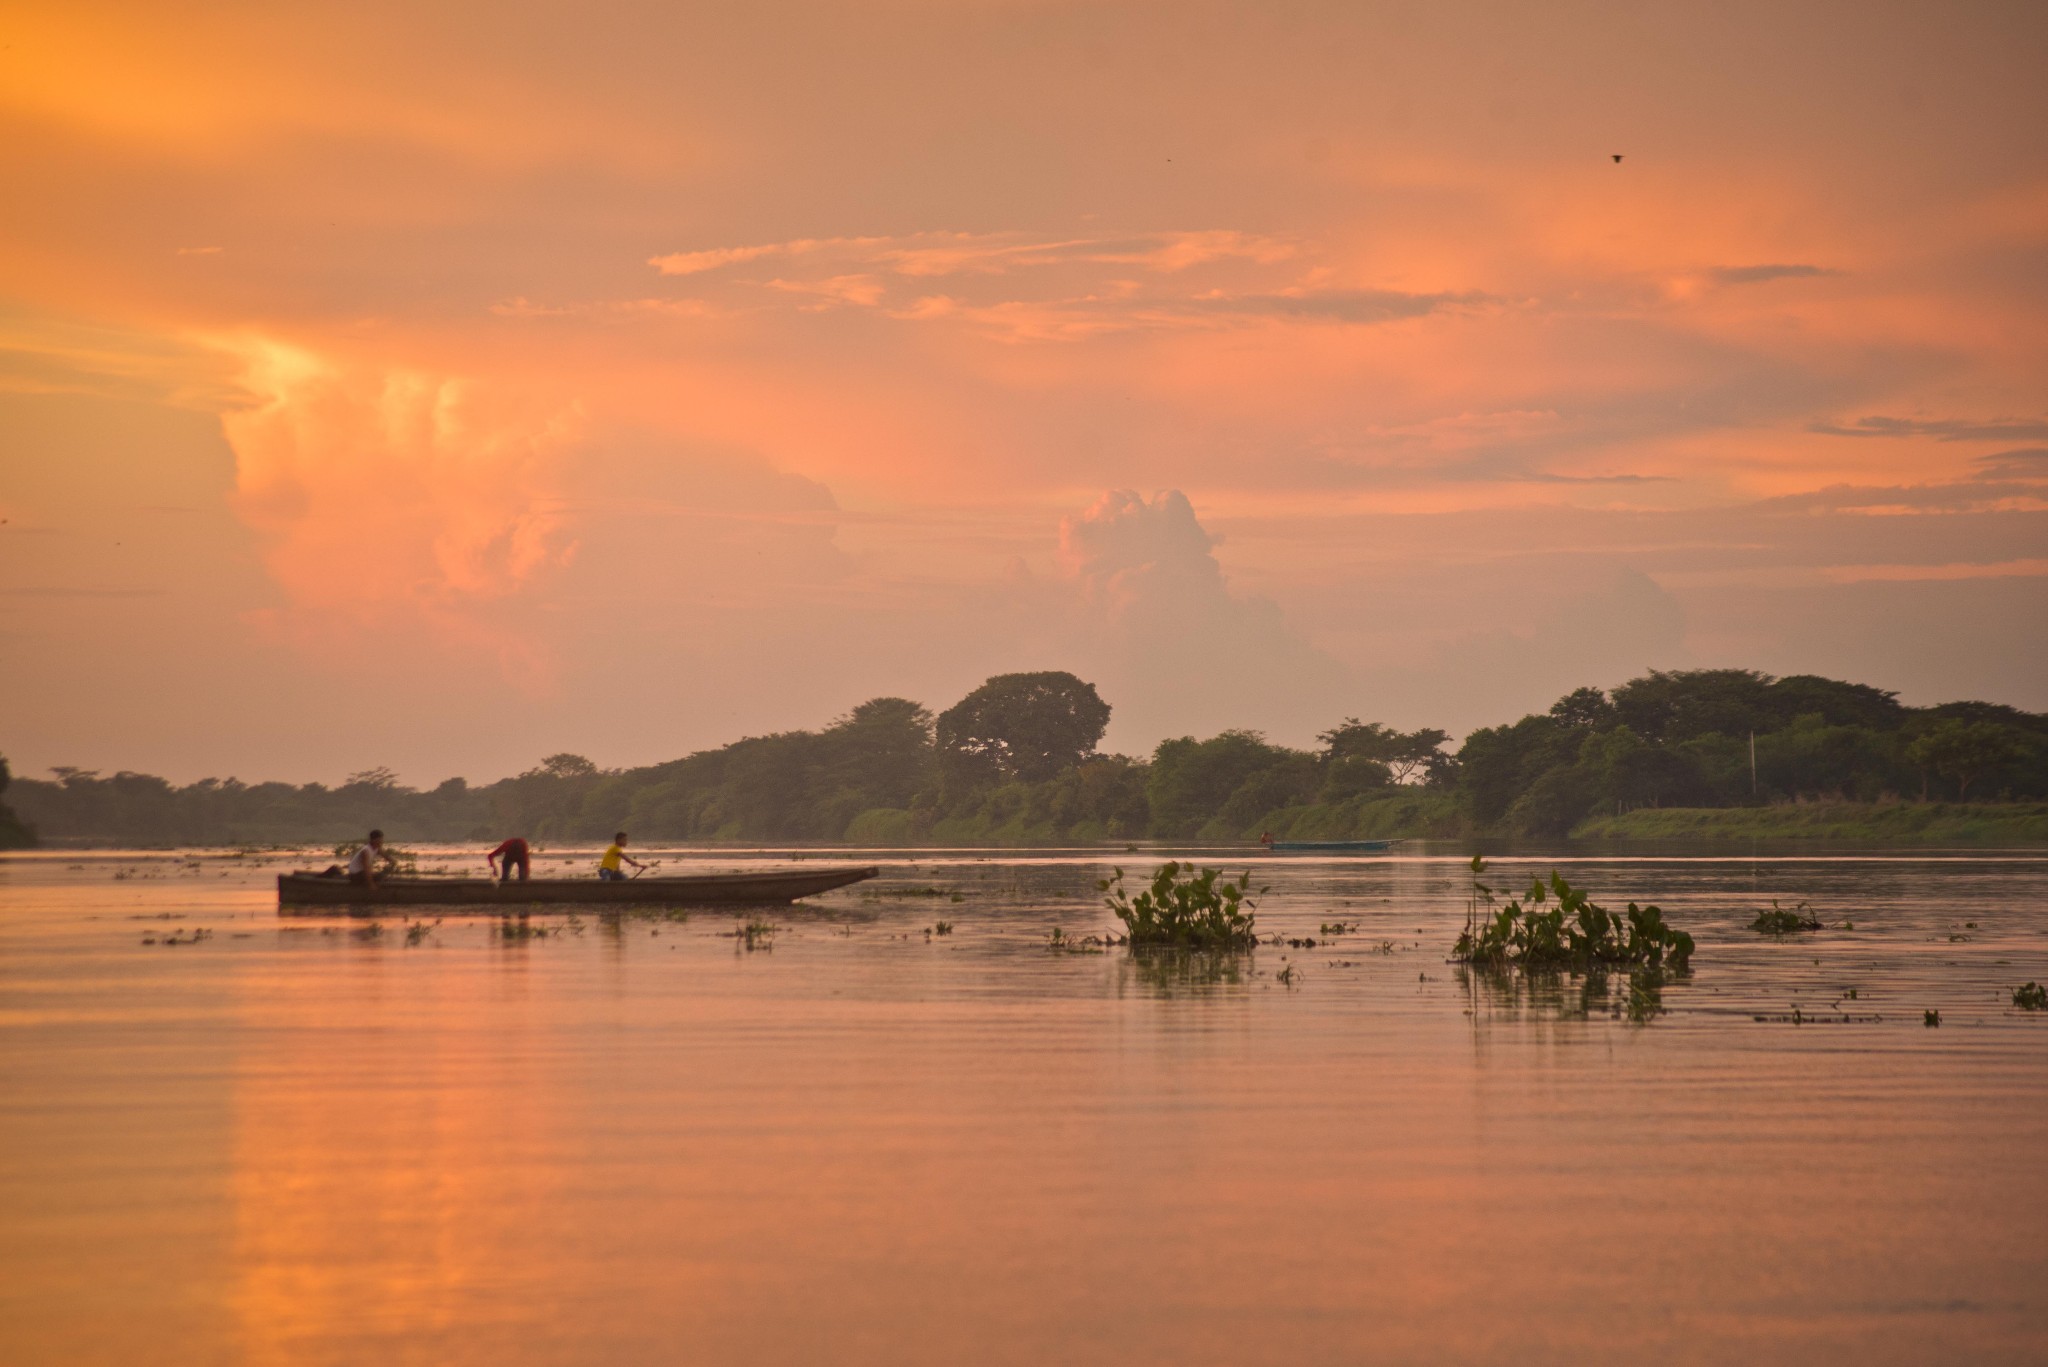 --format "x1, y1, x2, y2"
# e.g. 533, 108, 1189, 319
3, 845, 2046, 1365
